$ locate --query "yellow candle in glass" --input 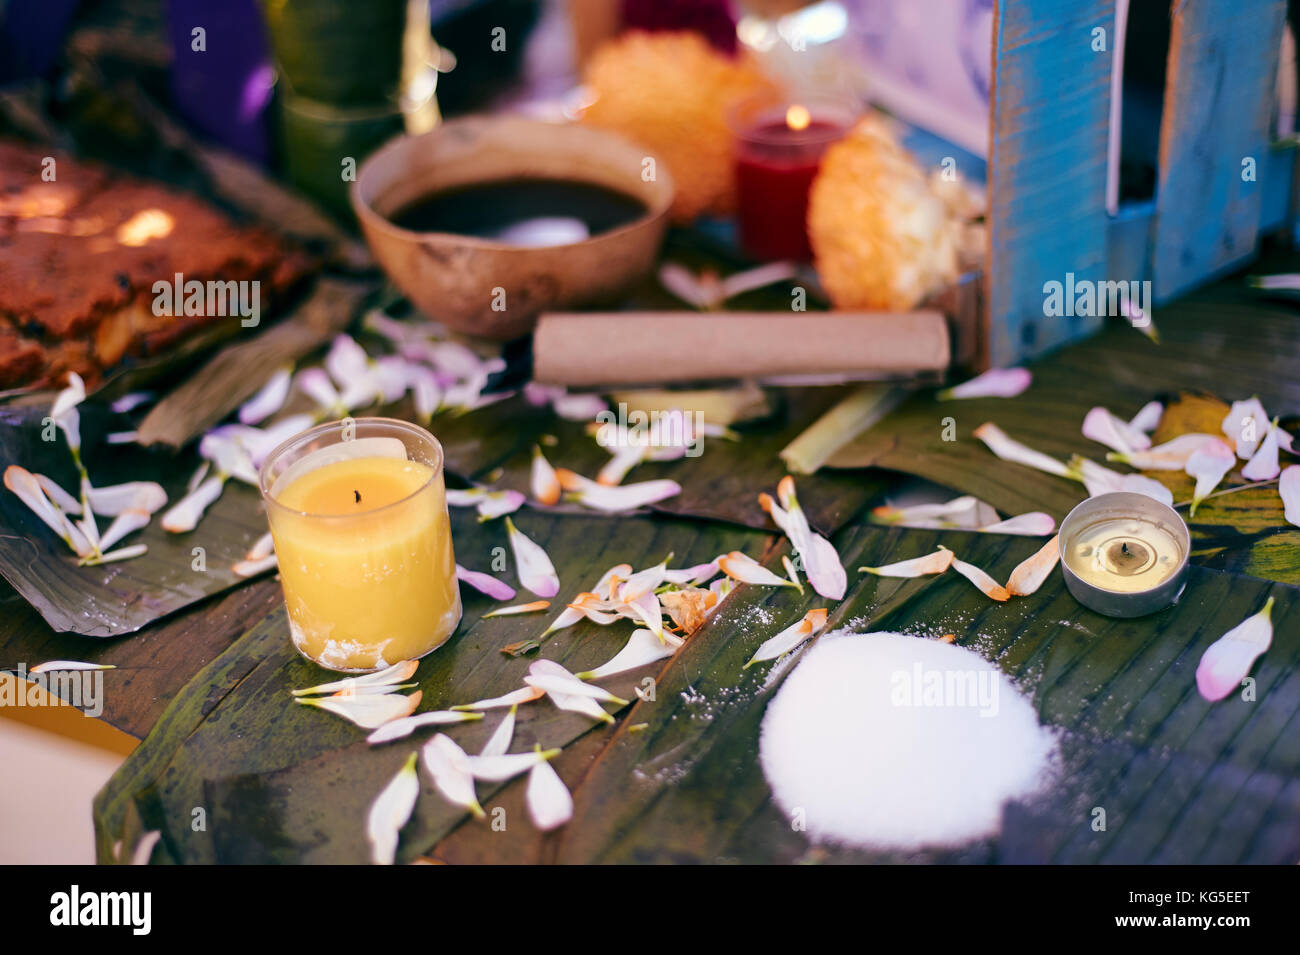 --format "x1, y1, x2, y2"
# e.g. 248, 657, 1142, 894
261, 419, 461, 672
